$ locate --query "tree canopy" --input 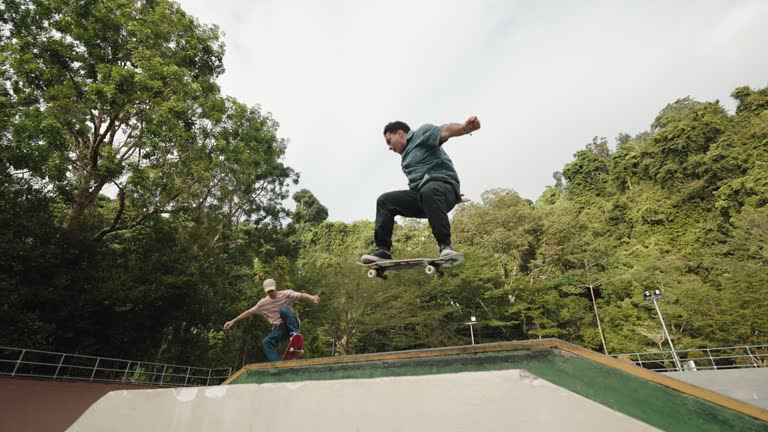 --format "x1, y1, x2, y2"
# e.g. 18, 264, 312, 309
1, 1, 766, 370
